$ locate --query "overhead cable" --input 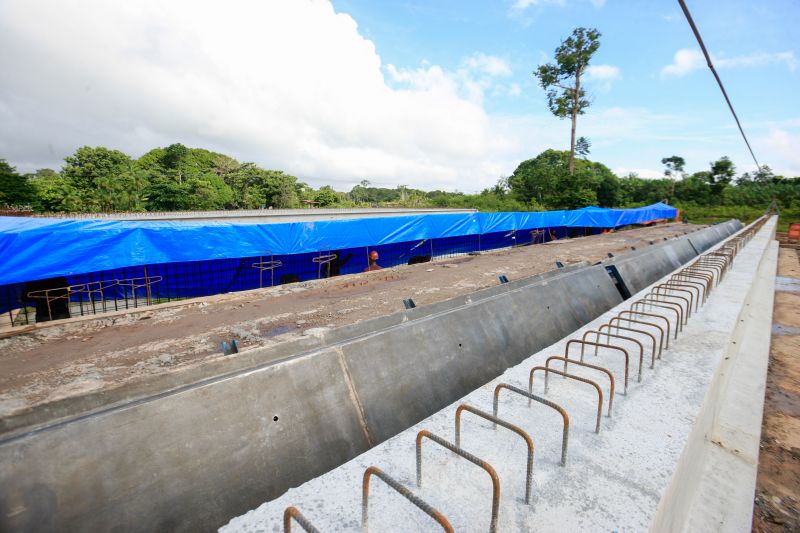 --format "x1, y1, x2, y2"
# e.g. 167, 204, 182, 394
677, 0, 762, 171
